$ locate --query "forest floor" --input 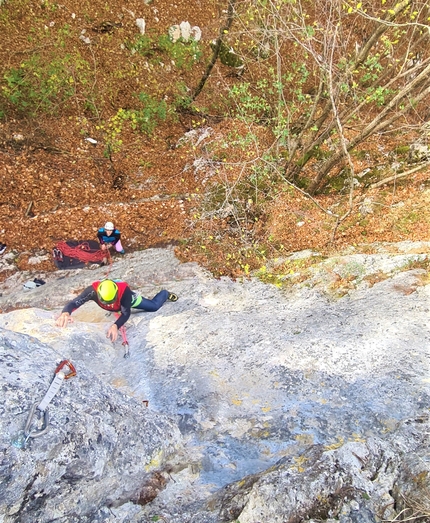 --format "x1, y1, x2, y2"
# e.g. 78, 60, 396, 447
1, 0, 429, 281
1, 115, 429, 281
